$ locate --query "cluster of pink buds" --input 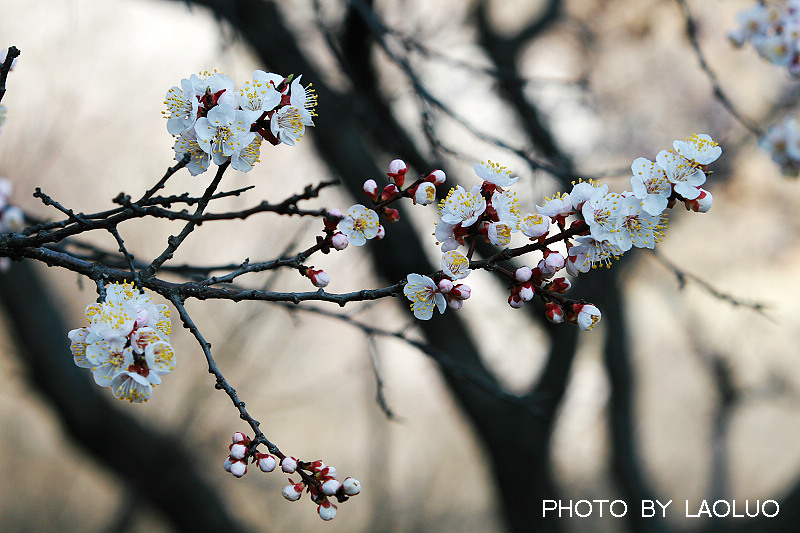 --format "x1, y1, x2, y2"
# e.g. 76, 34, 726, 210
223, 432, 361, 520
